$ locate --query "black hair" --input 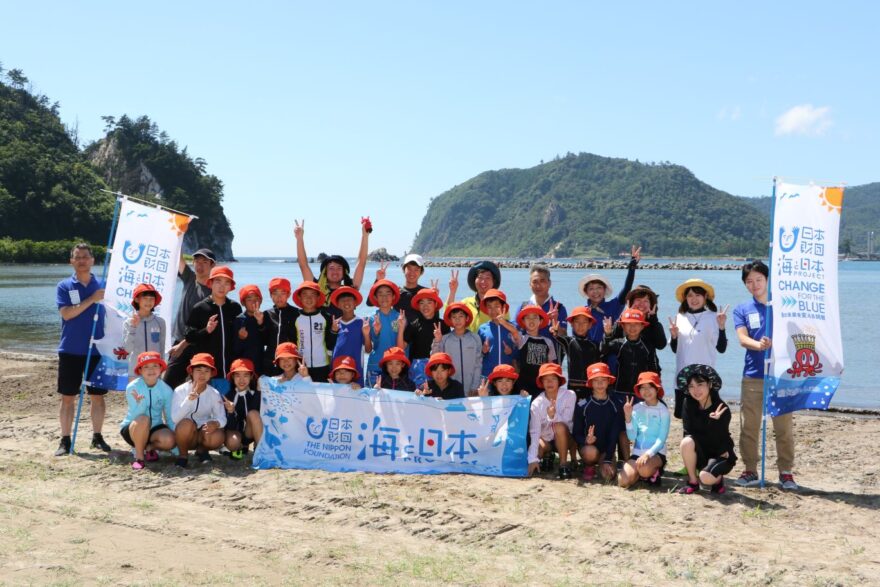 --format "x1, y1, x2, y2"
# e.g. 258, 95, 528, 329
70, 243, 93, 258
741, 260, 769, 283
677, 286, 718, 314
132, 291, 158, 312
